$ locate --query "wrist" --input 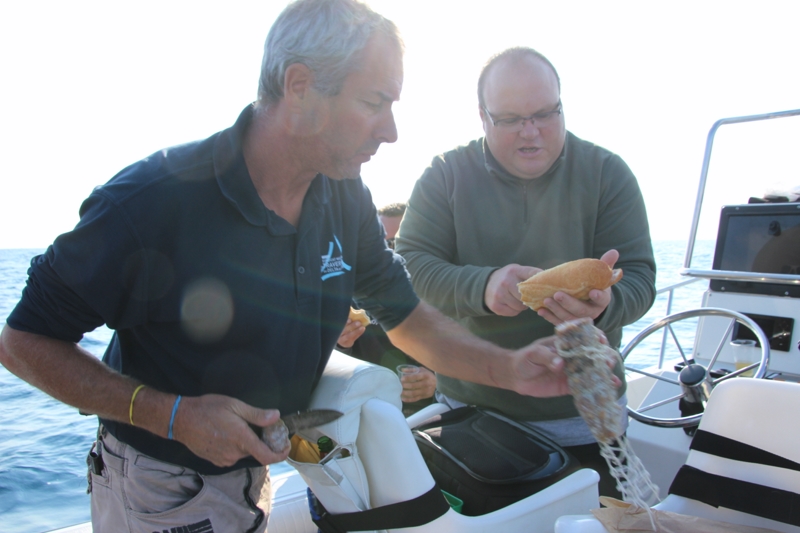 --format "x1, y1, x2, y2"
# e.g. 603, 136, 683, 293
168, 395, 182, 440
336, 342, 353, 353
482, 268, 500, 315
483, 348, 513, 389
131, 387, 183, 440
